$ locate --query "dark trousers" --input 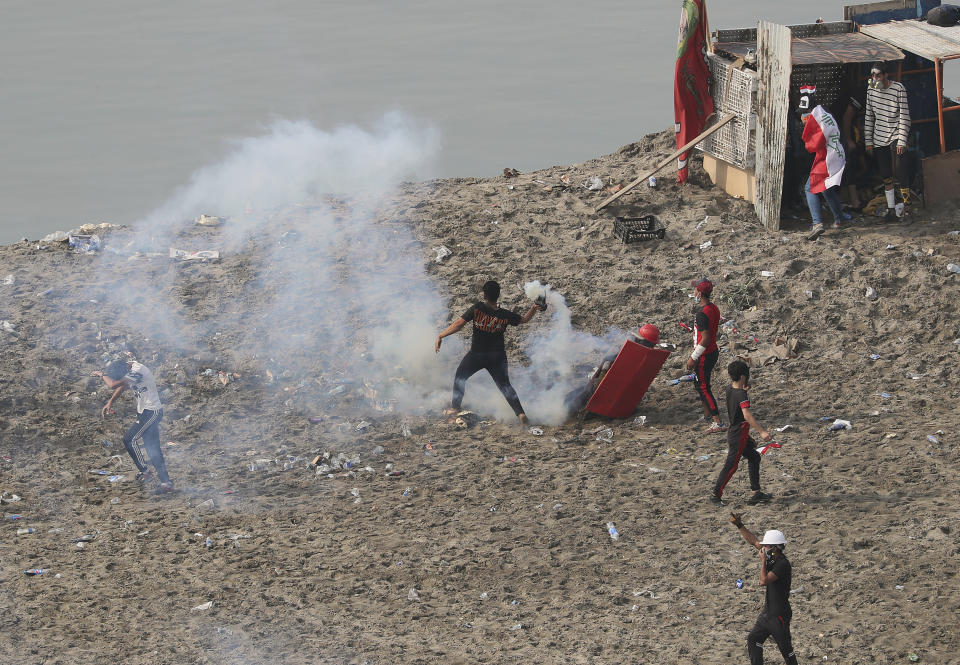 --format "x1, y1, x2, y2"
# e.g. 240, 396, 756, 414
714, 425, 761, 498
873, 144, 904, 185
693, 349, 720, 417
748, 611, 798, 665
123, 408, 170, 483
452, 351, 524, 416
